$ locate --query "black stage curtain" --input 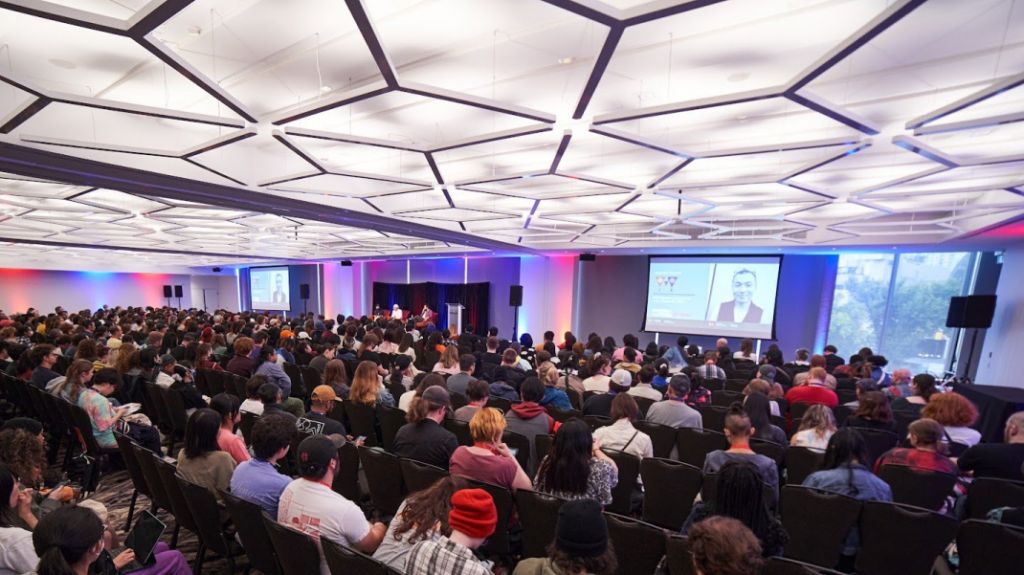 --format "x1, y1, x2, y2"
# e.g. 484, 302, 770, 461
373, 281, 489, 334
